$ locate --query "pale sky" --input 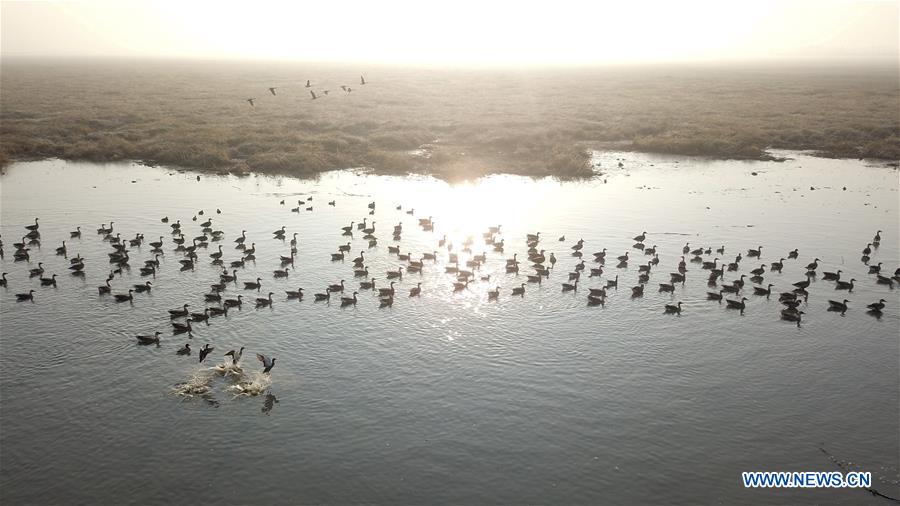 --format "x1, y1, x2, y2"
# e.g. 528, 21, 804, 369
1, 0, 898, 64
